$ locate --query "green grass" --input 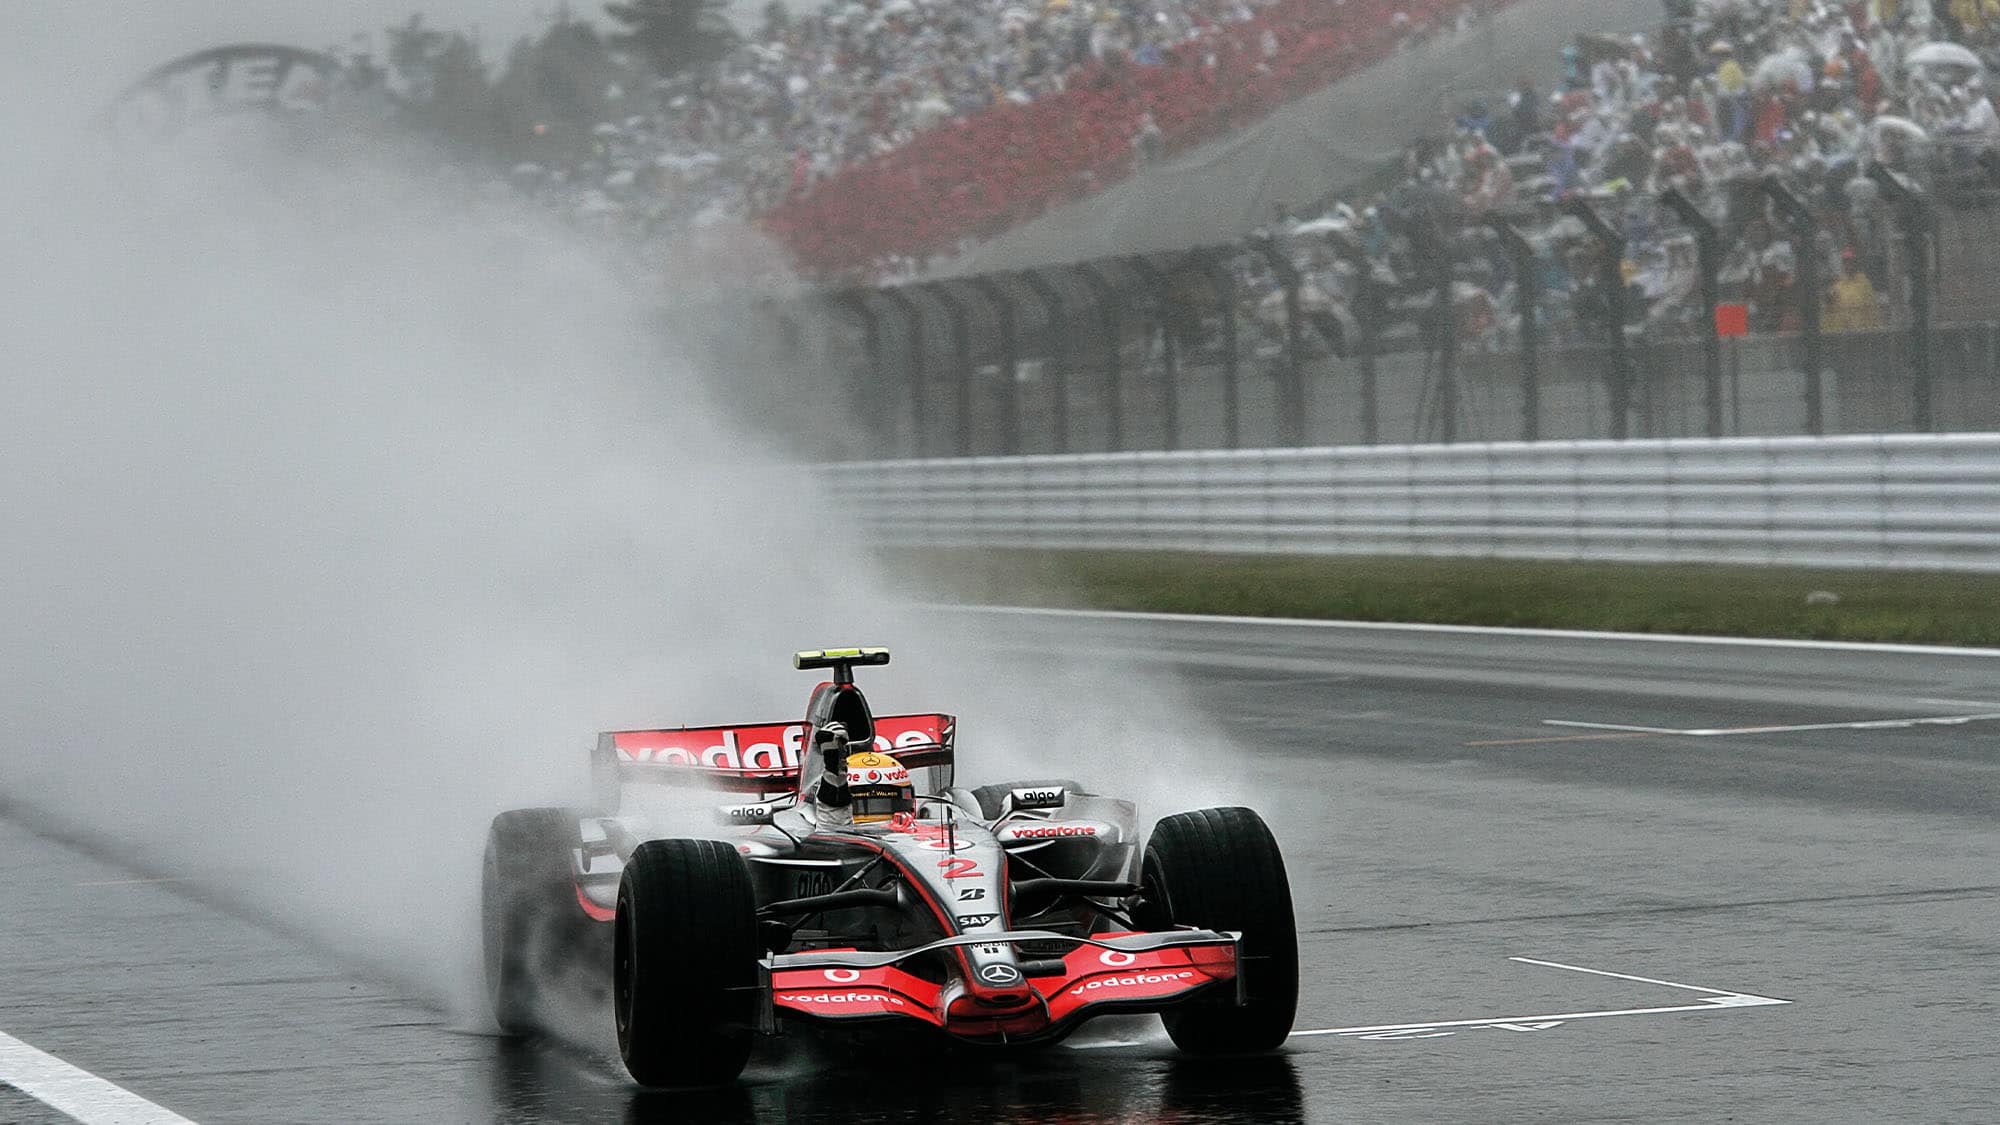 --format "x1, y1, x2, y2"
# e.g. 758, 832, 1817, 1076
893, 549, 2000, 647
